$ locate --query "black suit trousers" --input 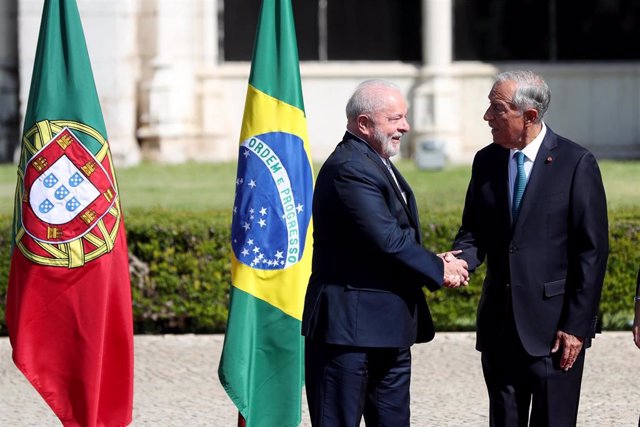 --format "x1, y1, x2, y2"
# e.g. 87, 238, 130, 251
305, 338, 411, 427
481, 296, 585, 427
